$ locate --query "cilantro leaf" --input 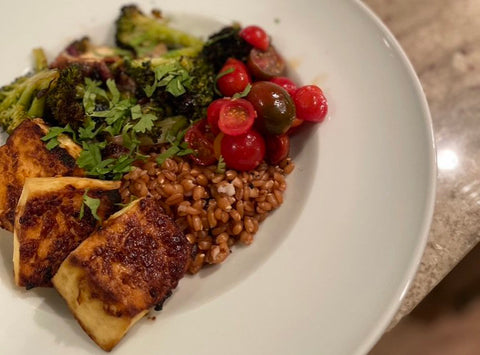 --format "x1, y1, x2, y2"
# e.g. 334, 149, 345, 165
45, 137, 60, 150
83, 78, 108, 115
130, 104, 143, 120
232, 83, 252, 99
41, 125, 75, 141
106, 79, 120, 105
133, 113, 157, 133
156, 145, 180, 165
144, 62, 192, 98
79, 189, 101, 221
76, 142, 107, 172
78, 117, 101, 140
214, 67, 235, 96
41, 125, 76, 150
216, 155, 226, 174
121, 128, 140, 151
